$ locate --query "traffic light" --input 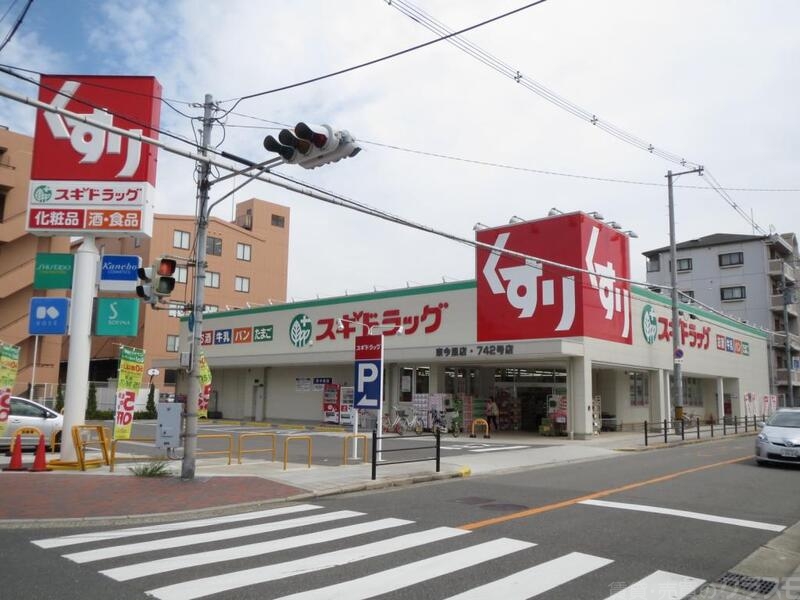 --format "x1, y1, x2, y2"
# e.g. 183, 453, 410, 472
152, 257, 177, 299
263, 122, 361, 169
136, 265, 155, 305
